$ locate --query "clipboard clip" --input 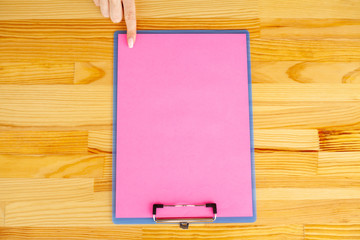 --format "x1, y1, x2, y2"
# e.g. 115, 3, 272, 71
152, 203, 217, 229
